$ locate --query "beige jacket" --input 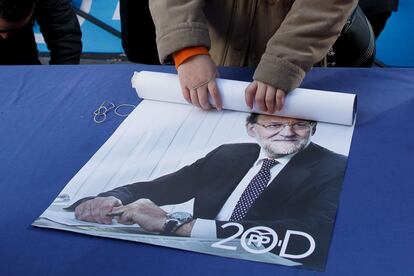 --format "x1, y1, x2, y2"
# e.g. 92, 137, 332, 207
149, 0, 357, 92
